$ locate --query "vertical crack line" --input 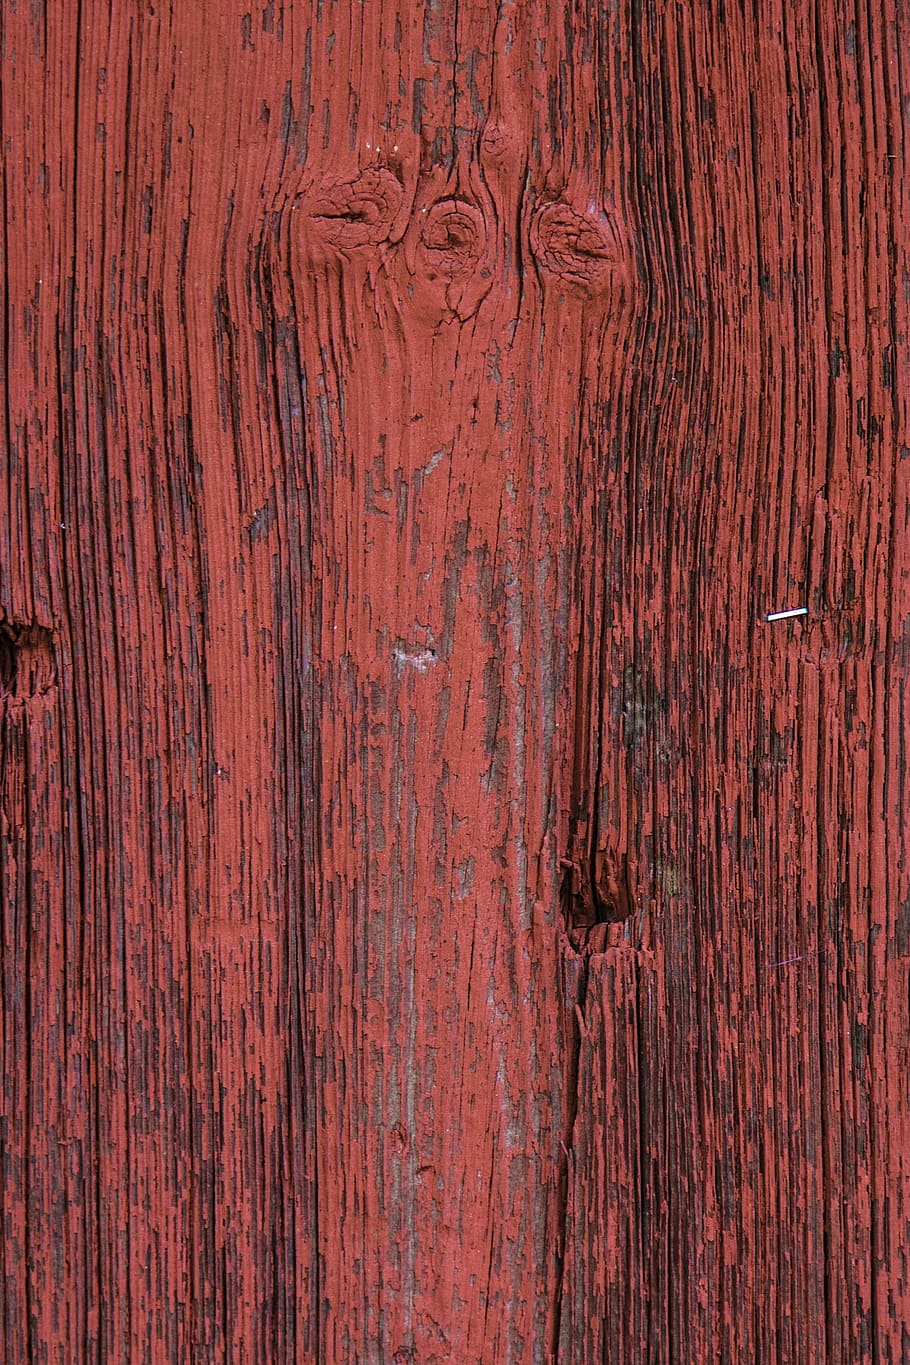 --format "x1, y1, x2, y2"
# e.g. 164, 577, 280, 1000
551, 953, 590, 1363
22, 718, 35, 1365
